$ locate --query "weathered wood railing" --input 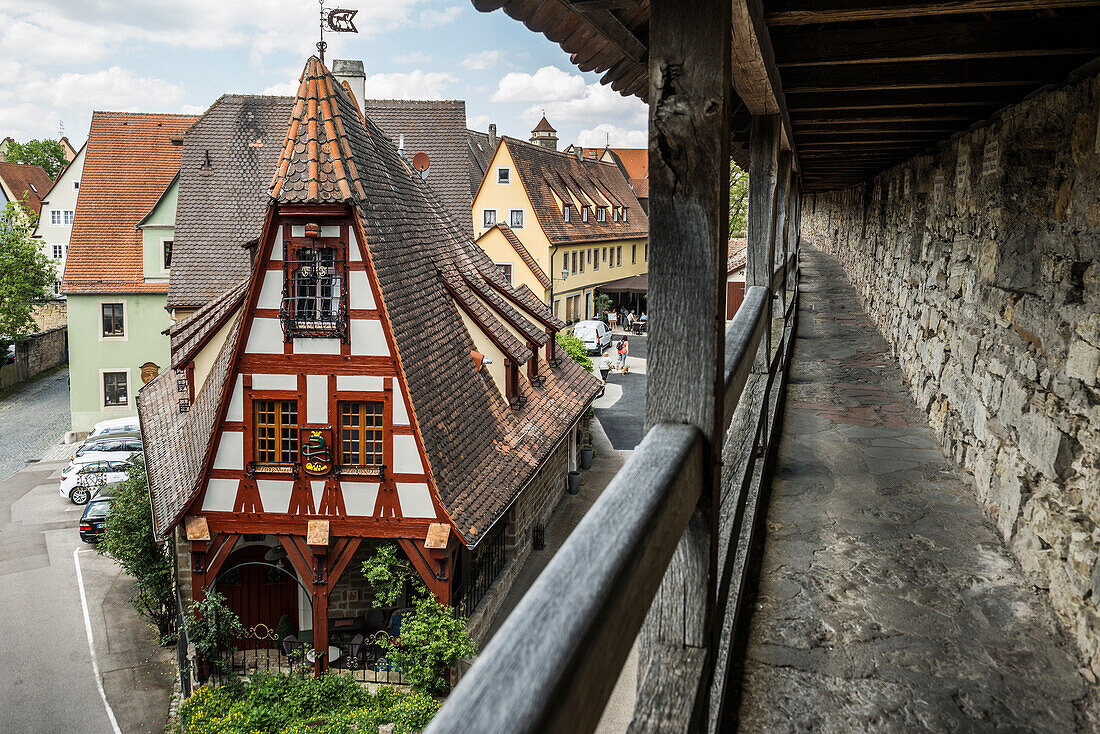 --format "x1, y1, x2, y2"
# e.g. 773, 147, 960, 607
429, 1, 800, 731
